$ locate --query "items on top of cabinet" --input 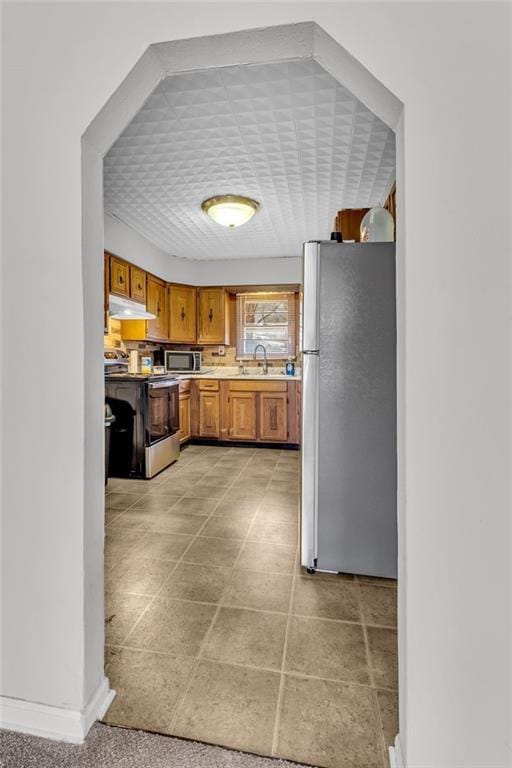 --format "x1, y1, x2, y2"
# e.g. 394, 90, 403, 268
360, 206, 395, 242
333, 209, 368, 242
